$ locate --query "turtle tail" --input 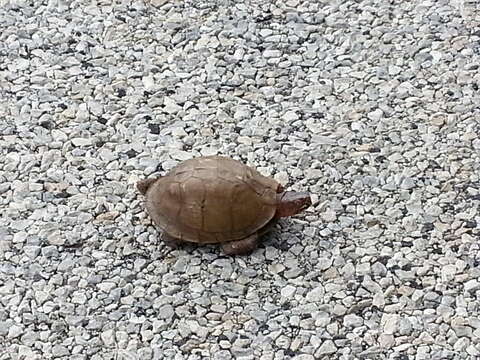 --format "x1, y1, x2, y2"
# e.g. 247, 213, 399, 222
137, 178, 159, 195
